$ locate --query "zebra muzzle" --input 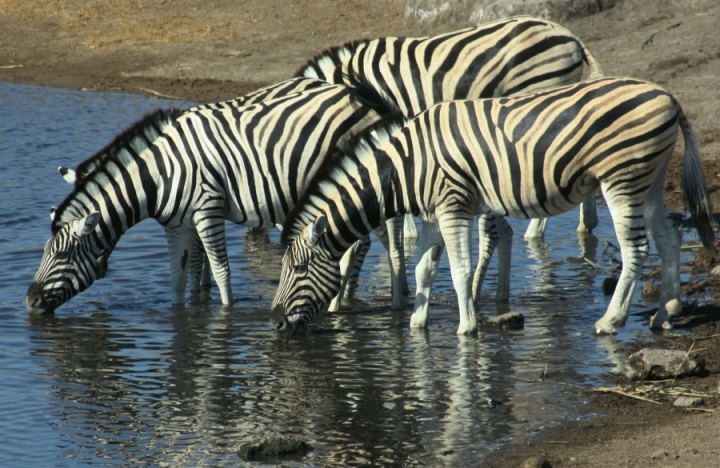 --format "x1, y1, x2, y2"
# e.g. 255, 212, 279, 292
270, 305, 307, 335
24, 282, 55, 315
